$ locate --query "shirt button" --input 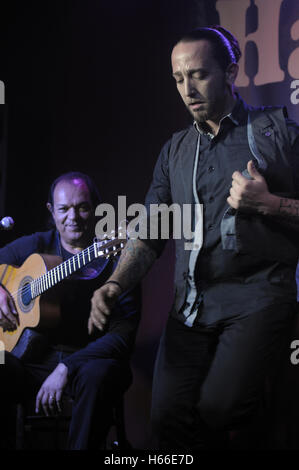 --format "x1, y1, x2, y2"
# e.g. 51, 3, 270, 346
208, 196, 214, 203
208, 224, 214, 230
208, 166, 215, 173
